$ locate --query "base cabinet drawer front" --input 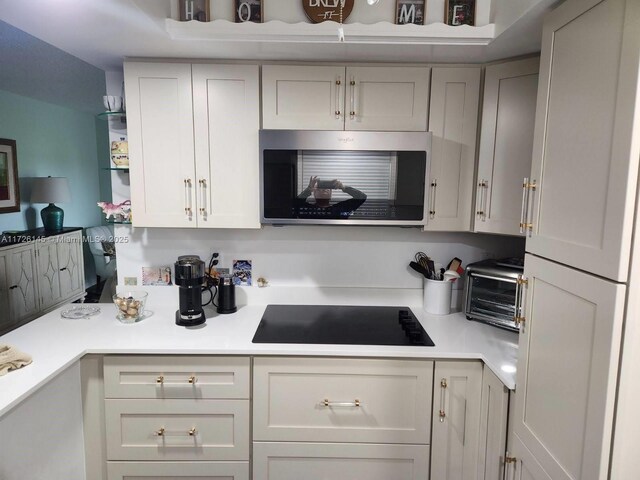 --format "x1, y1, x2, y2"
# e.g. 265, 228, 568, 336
253, 357, 433, 444
107, 461, 249, 480
104, 356, 250, 399
253, 442, 430, 480
105, 399, 249, 461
